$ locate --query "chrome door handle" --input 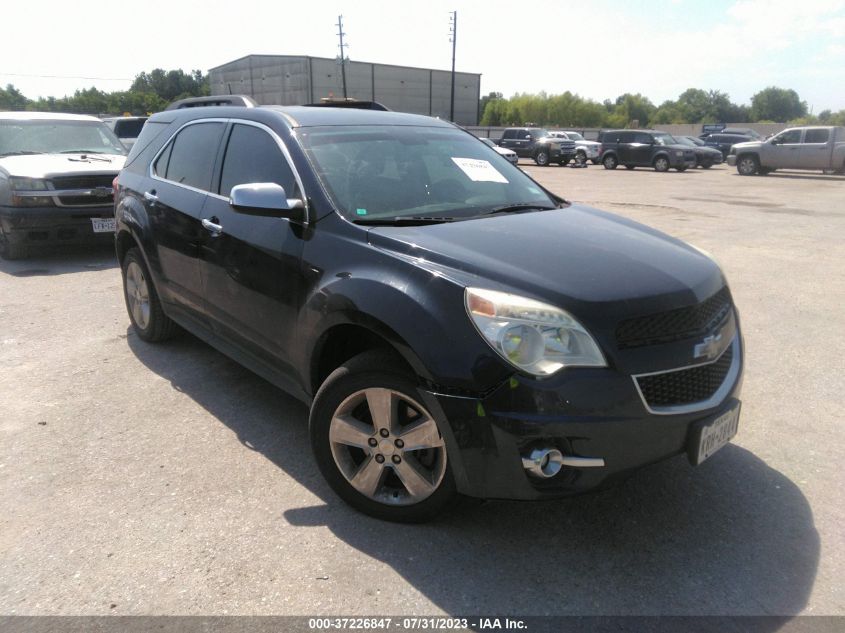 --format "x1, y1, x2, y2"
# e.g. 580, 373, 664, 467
202, 218, 223, 236
143, 191, 158, 203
